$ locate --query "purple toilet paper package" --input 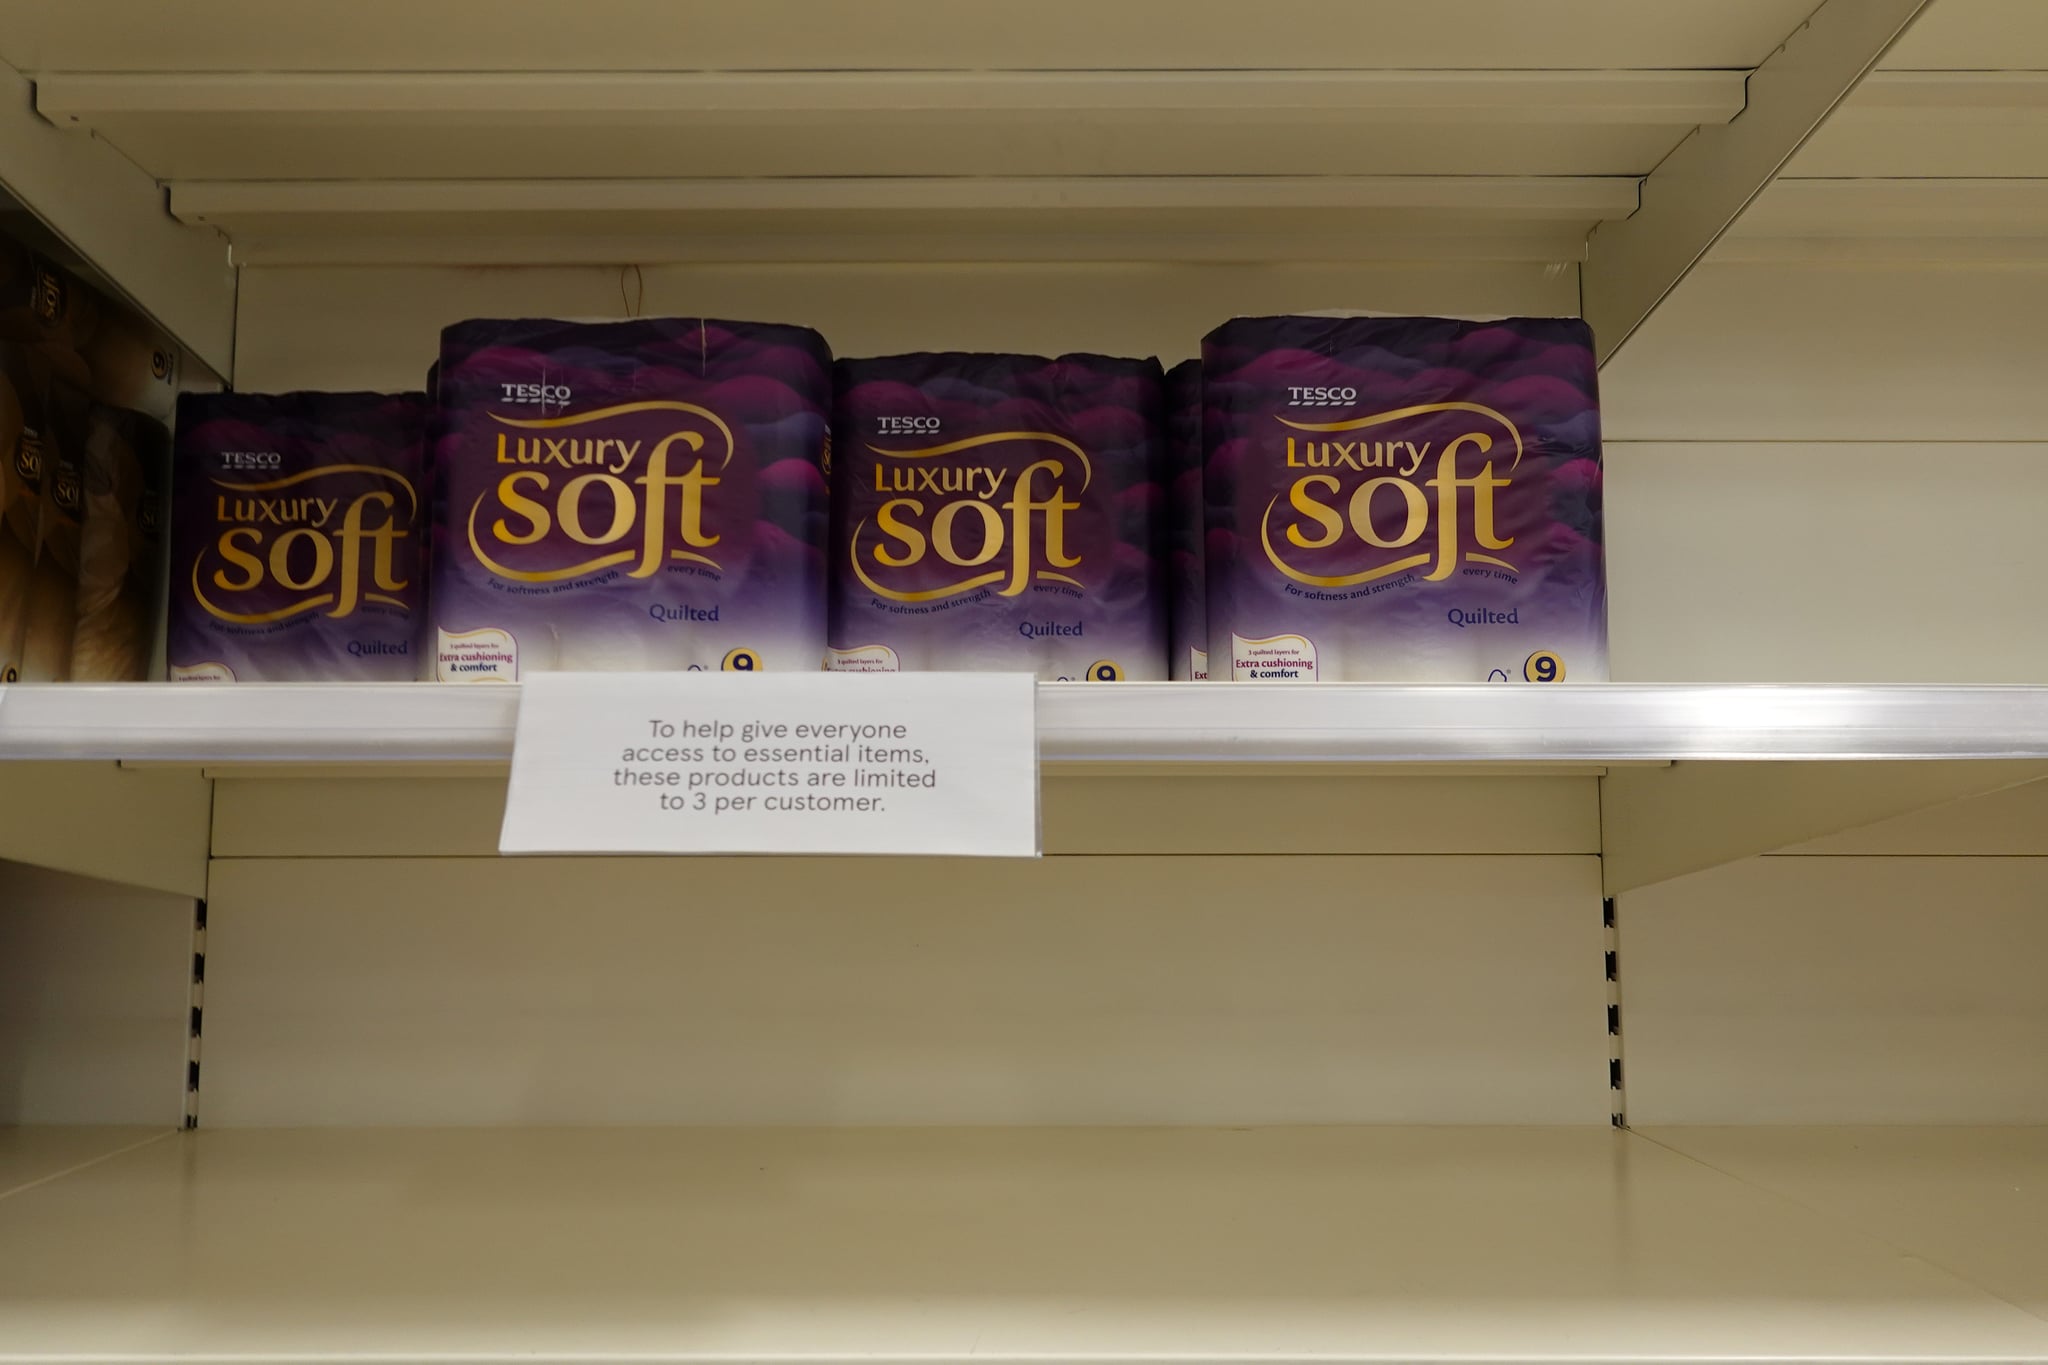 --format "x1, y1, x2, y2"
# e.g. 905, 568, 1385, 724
169, 390, 429, 682
1203, 314, 1605, 682
1165, 358, 1206, 680
828, 351, 1166, 681
432, 317, 831, 679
